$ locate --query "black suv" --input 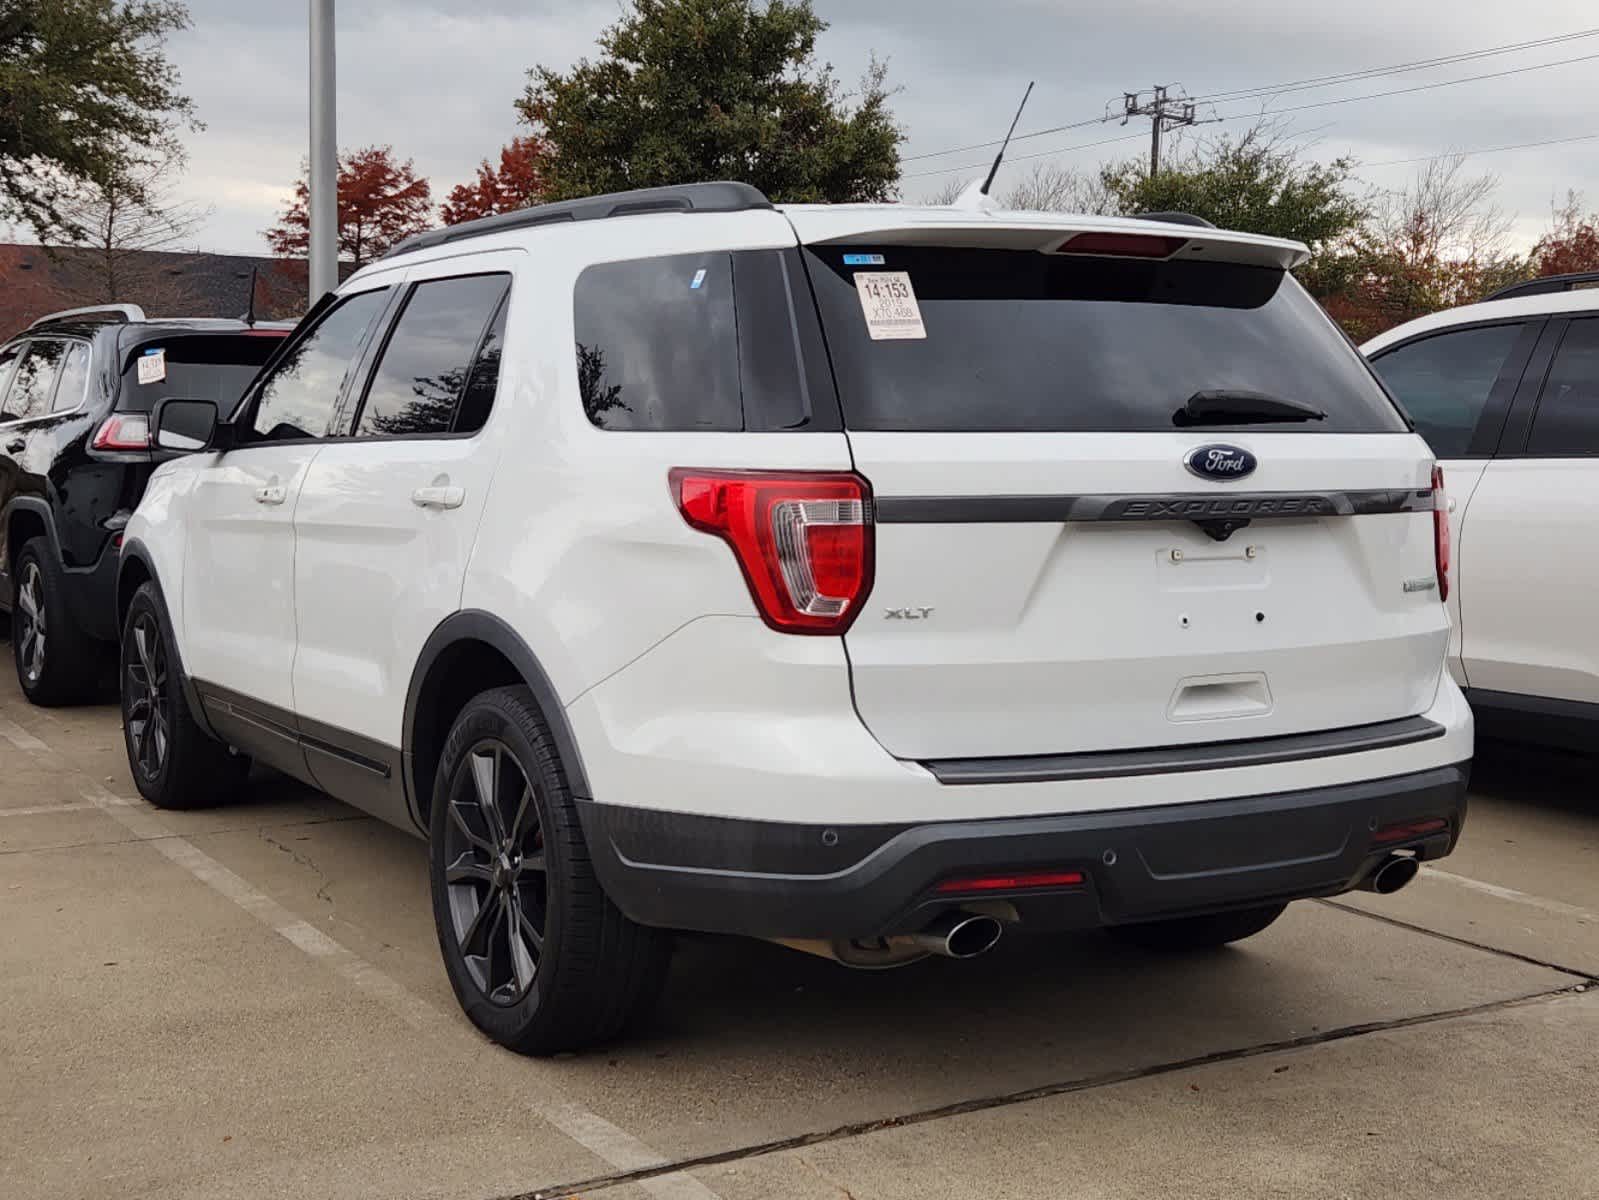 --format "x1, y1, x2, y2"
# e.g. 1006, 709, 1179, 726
0, 304, 287, 704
